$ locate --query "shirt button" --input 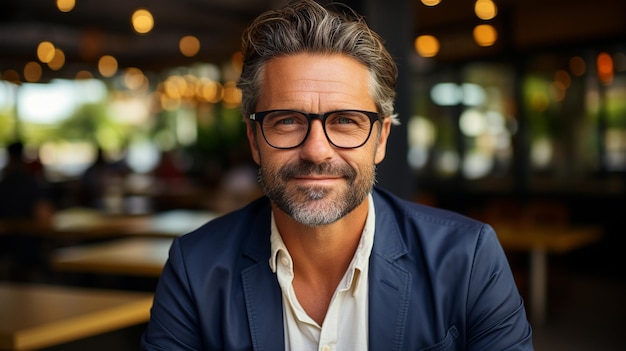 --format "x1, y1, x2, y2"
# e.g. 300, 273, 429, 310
322, 346, 330, 351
